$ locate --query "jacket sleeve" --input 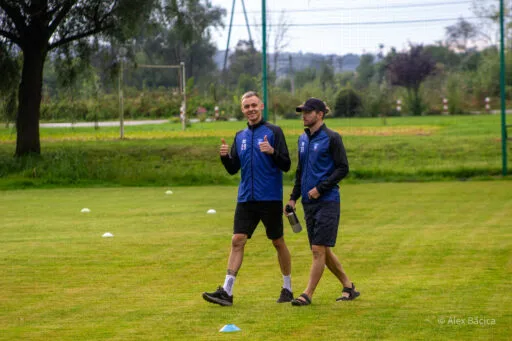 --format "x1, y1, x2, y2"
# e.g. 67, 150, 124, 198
316, 133, 349, 194
270, 126, 291, 172
290, 139, 302, 201
220, 136, 241, 175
